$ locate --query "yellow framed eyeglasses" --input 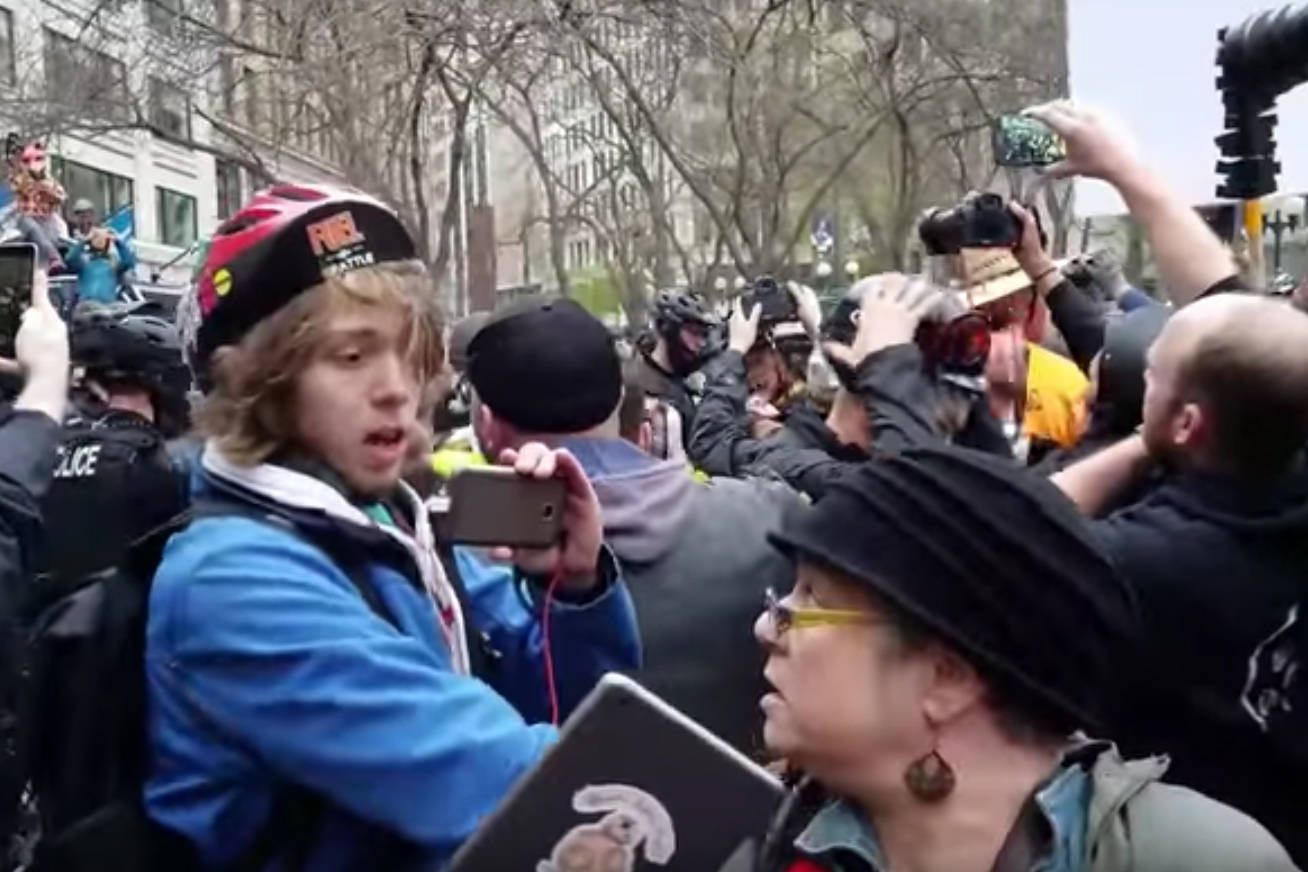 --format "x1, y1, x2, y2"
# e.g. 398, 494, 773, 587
764, 587, 878, 635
